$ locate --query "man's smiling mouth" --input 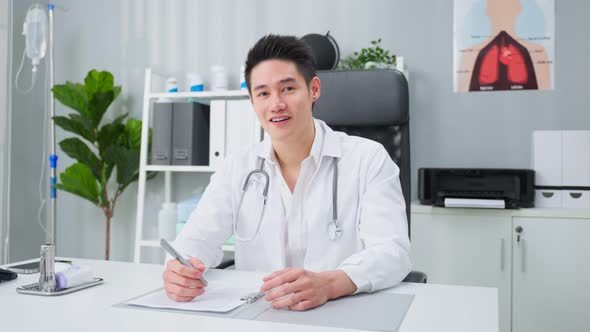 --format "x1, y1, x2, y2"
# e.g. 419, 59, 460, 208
270, 116, 291, 123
